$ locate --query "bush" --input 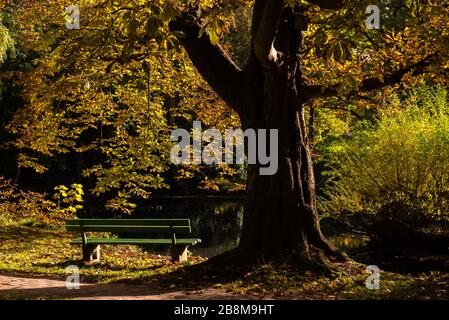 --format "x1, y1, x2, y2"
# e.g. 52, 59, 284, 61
318, 86, 449, 227
0, 177, 75, 226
